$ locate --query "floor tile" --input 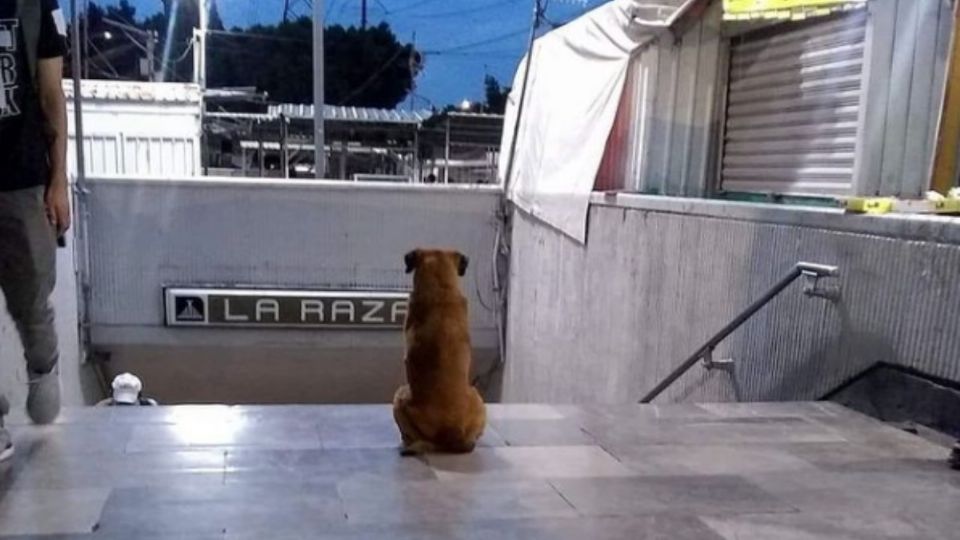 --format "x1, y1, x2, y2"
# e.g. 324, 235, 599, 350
611, 443, 817, 476
489, 418, 597, 446
1, 402, 953, 539
426, 445, 634, 480
486, 404, 566, 421
126, 419, 321, 452
550, 474, 796, 517
95, 482, 346, 536
701, 511, 933, 540
742, 468, 960, 521
586, 416, 846, 449
223, 447, 436, 484
11, 449, 225, 489
0, 488, 110, 536
338, 478, 577, 525
225, 515, 724, 540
